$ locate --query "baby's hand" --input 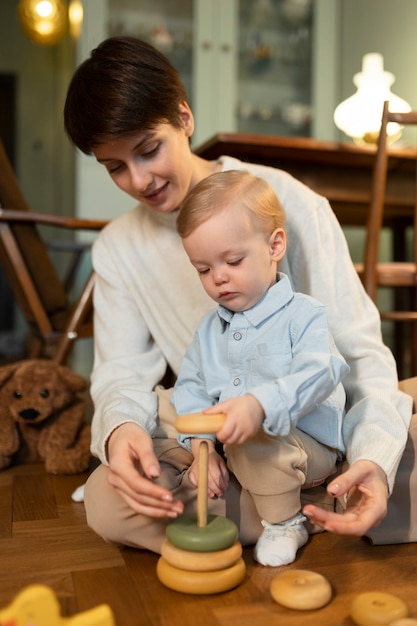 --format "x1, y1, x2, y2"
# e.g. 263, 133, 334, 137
207, 448, 229, 497
205, 395, 264, 445
189, 439, 229, 497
